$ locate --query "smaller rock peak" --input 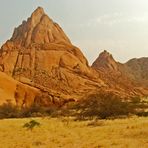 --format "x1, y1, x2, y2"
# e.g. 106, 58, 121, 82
92, 50, 118, 71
